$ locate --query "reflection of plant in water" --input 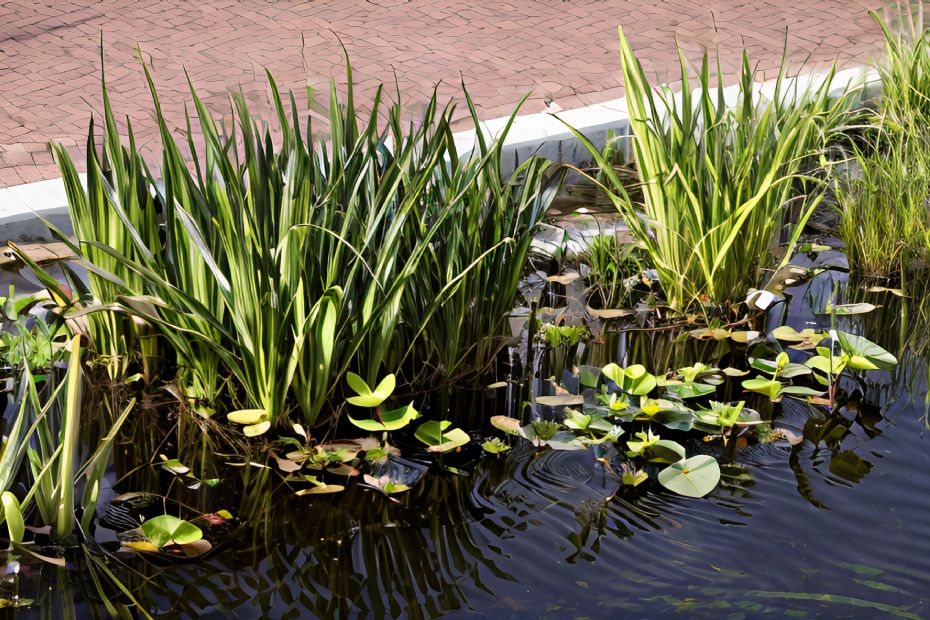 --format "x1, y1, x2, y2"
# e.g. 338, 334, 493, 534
567, 499, 609, 563
125, 470, 516, 619
786, 403, 860, 509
